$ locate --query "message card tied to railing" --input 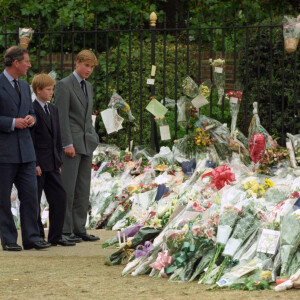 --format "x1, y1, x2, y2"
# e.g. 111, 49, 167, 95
19, 27, 34, 49
282, 15, 300, 53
